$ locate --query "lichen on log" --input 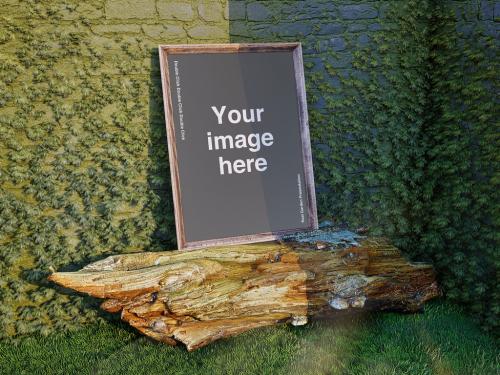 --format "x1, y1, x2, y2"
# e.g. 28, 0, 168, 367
48, 230, 439, 351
